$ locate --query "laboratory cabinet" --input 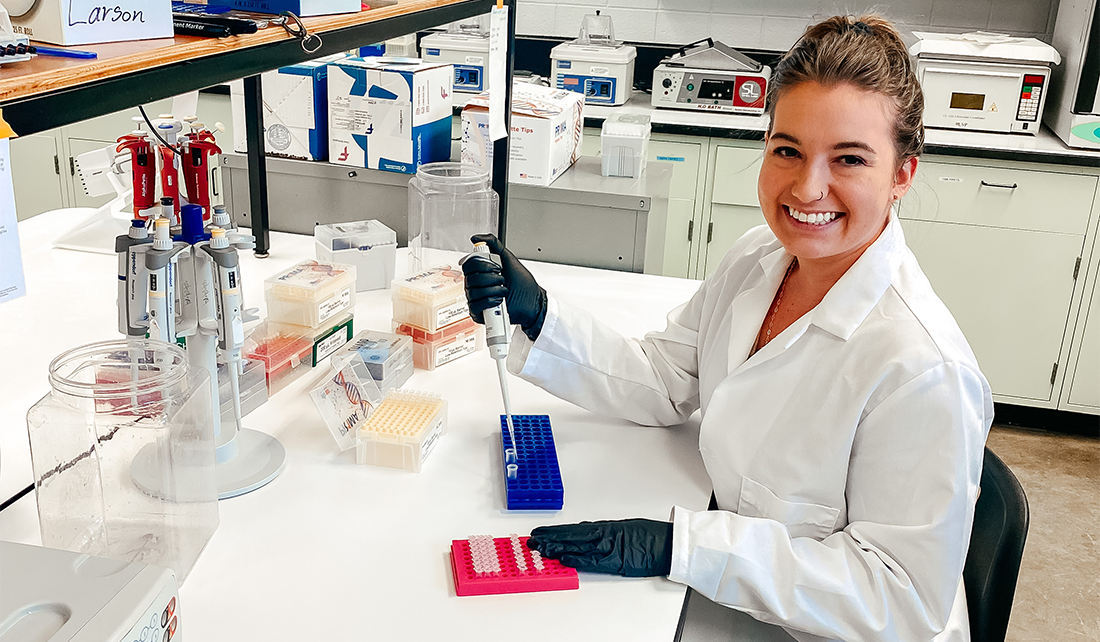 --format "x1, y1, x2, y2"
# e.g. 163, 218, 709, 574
698, 141, 766, 278
10, 132, 64, 222
1062, 233, 1100, 412
581, 129, 705, 278
898, 157, 1098, 409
